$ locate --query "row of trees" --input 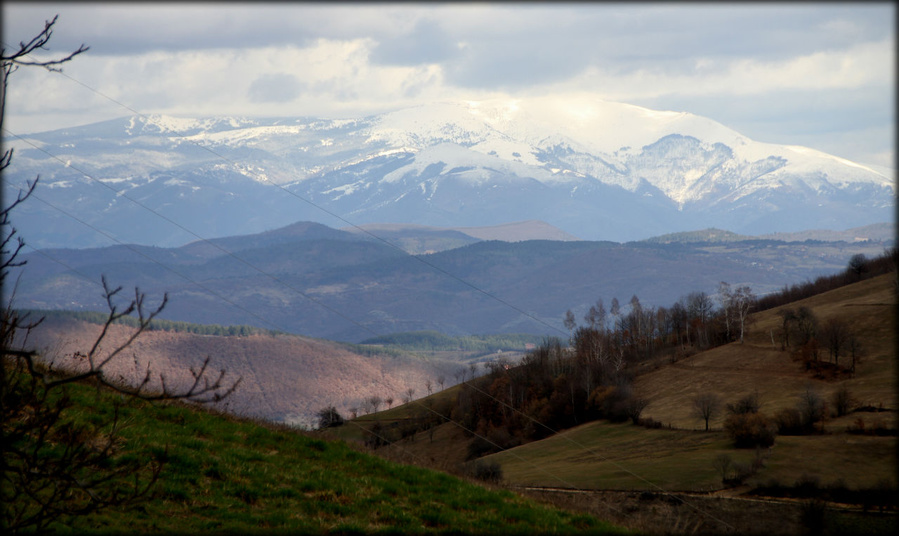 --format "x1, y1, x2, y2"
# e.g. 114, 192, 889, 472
777, 306, 864, 376
342, 246, 888, 454
755, 249, 897, 312
22, 308, 278, 337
